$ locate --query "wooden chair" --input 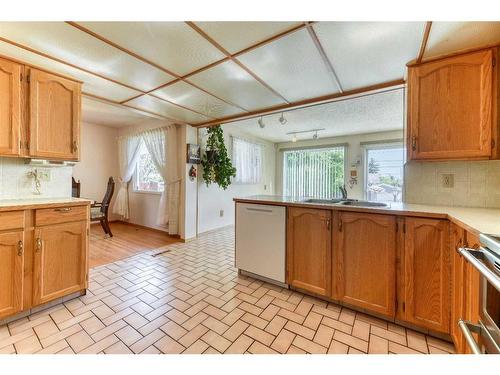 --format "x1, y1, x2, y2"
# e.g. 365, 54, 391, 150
91, 177, 115, 237
72, 177, 81, 198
